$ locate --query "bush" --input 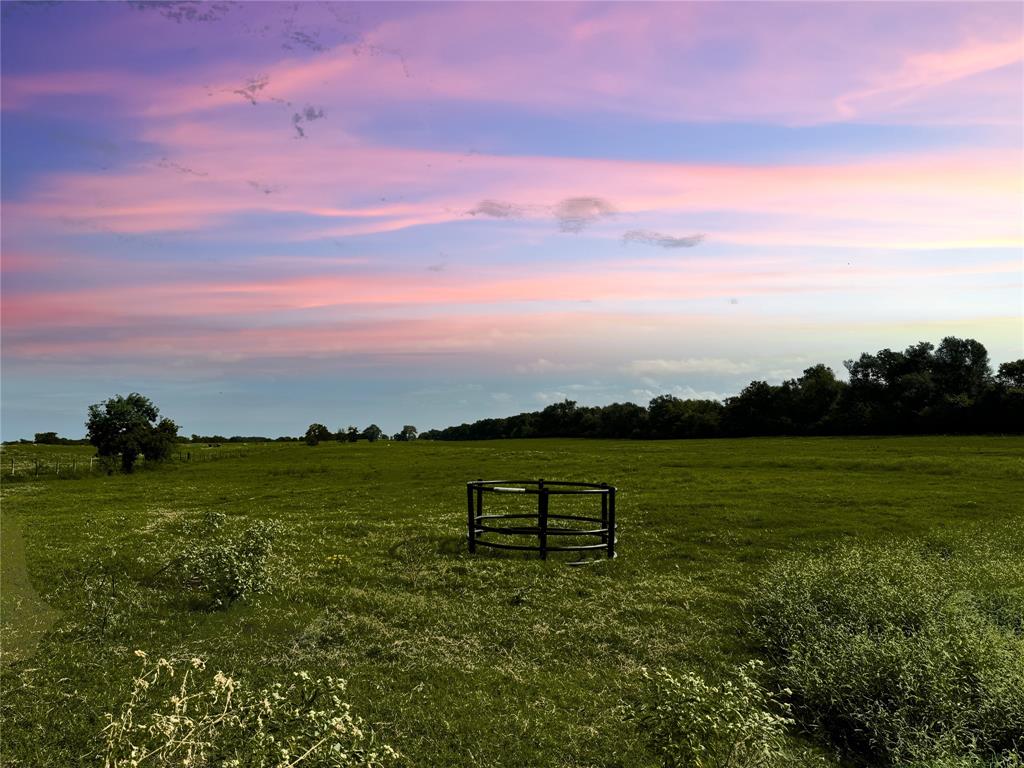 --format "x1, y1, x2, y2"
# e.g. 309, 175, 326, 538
101, 651, 399, 767
630, 660, 796, 768
750, 537, 1024, 766
175, 520, 282, 609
